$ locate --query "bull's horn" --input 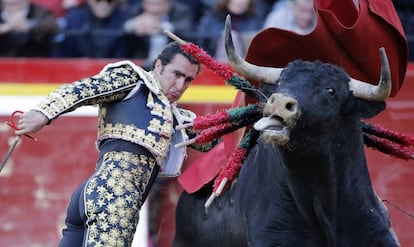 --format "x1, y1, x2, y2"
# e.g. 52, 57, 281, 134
224, 15, 282, 84
349, 47, 391, 101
